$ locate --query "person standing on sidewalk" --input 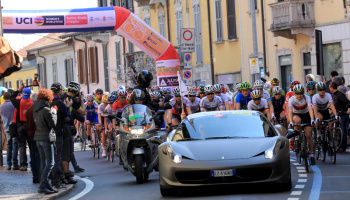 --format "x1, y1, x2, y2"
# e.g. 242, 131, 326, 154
0, 92, 18, 170
10, 84, 33, 171
33, 89, 58, 194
